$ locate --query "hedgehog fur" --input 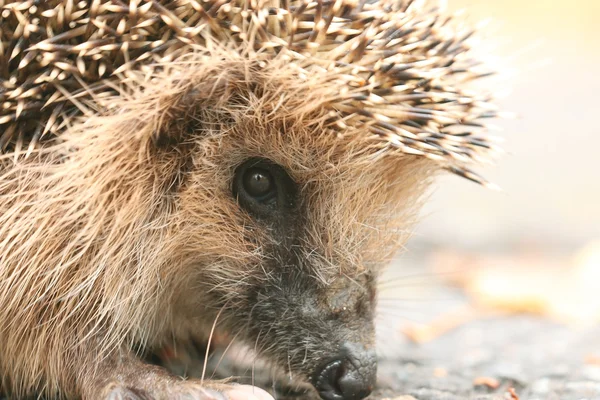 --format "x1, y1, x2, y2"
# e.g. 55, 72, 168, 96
0, 1, 502, 399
